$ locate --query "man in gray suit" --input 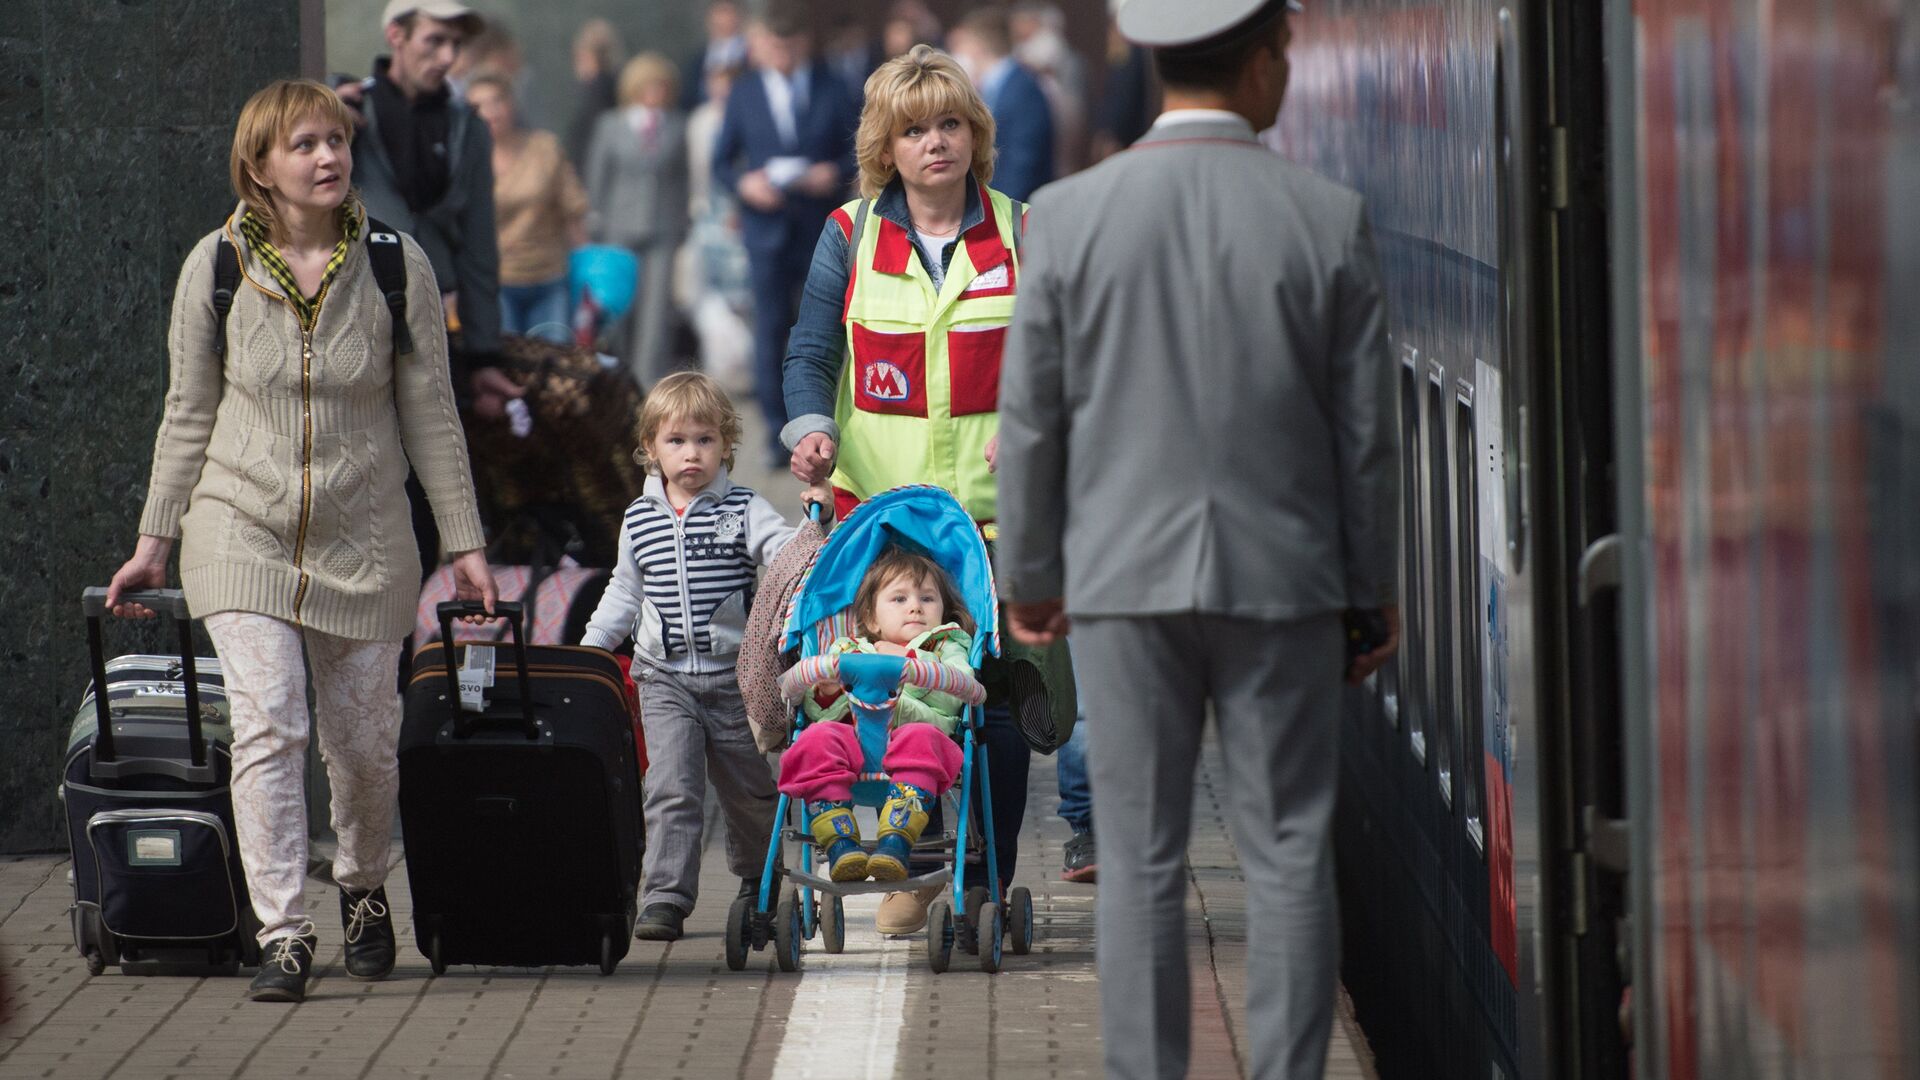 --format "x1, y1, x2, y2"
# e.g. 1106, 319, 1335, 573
994, 1, 1400, 1076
